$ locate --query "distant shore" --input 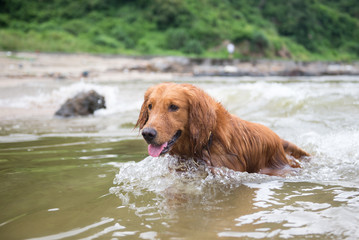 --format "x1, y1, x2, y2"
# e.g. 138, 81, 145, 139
1, 52, 359, 85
